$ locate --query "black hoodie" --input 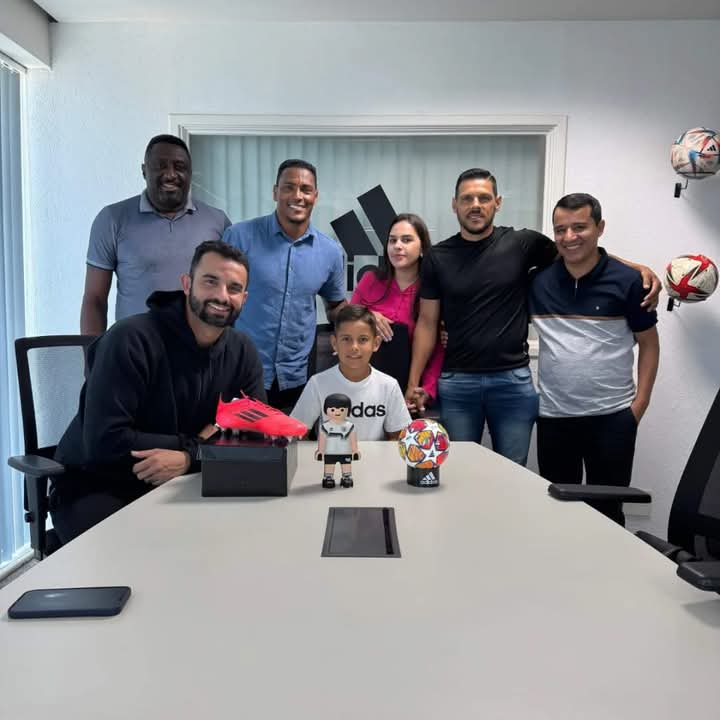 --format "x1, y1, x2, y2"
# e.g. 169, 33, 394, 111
54, 291, 265, 499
